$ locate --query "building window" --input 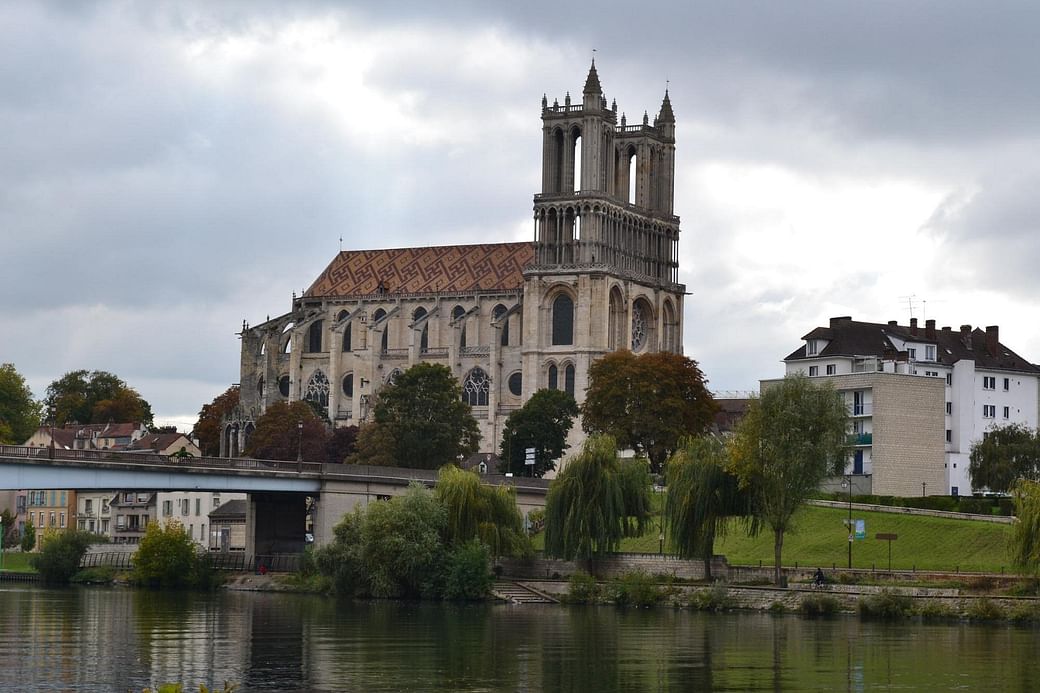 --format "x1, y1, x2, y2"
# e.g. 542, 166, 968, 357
507, 372, 523, 397
163, 501, 172, 517
49, 512, 55, 528
983, 405, 996, 418
342, 323, 352, 352
907, 347, 916, 359
806, 340, 818, 355
925, 345, 936, 361
1004, 406, 1010, 419
946, 402, 952, 415
195, 498, 201, 516
278, 375, 290, 397
551, 294, 574, 346
342, 373, 354, 398
983, 376, 996, 390
307, 320, 324, 353
826, 365, 836, 375
304, 370, 331, 409
60, 513, 65, 529
85, 499, 93, 514
1004, 378, 1010, 391
564, 364, 575, 397
925, 370, 939, 377
946, 429, 952, 443
213, 495, 221, 508
182, 499, 190, 515
548, 365, 558, 390
462, 368, 490, 407
946, 373, 953, 386
493, 304, 509, 346
808, 366, 819, 377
